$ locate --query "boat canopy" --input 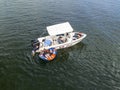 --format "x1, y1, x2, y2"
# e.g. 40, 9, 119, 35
46, 22, 73, 36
